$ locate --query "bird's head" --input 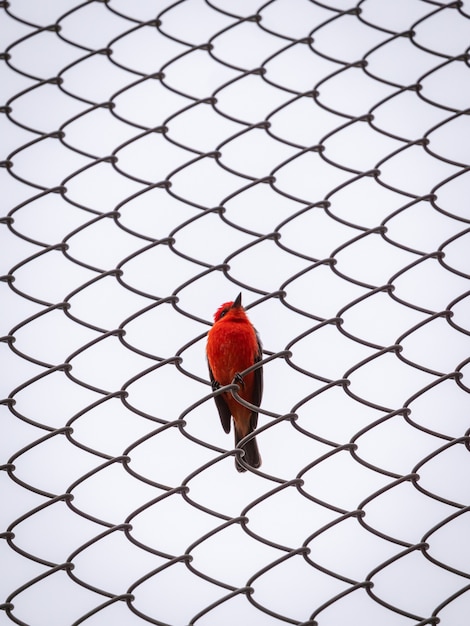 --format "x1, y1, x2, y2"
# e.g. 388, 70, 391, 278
213, 292, 246, 323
